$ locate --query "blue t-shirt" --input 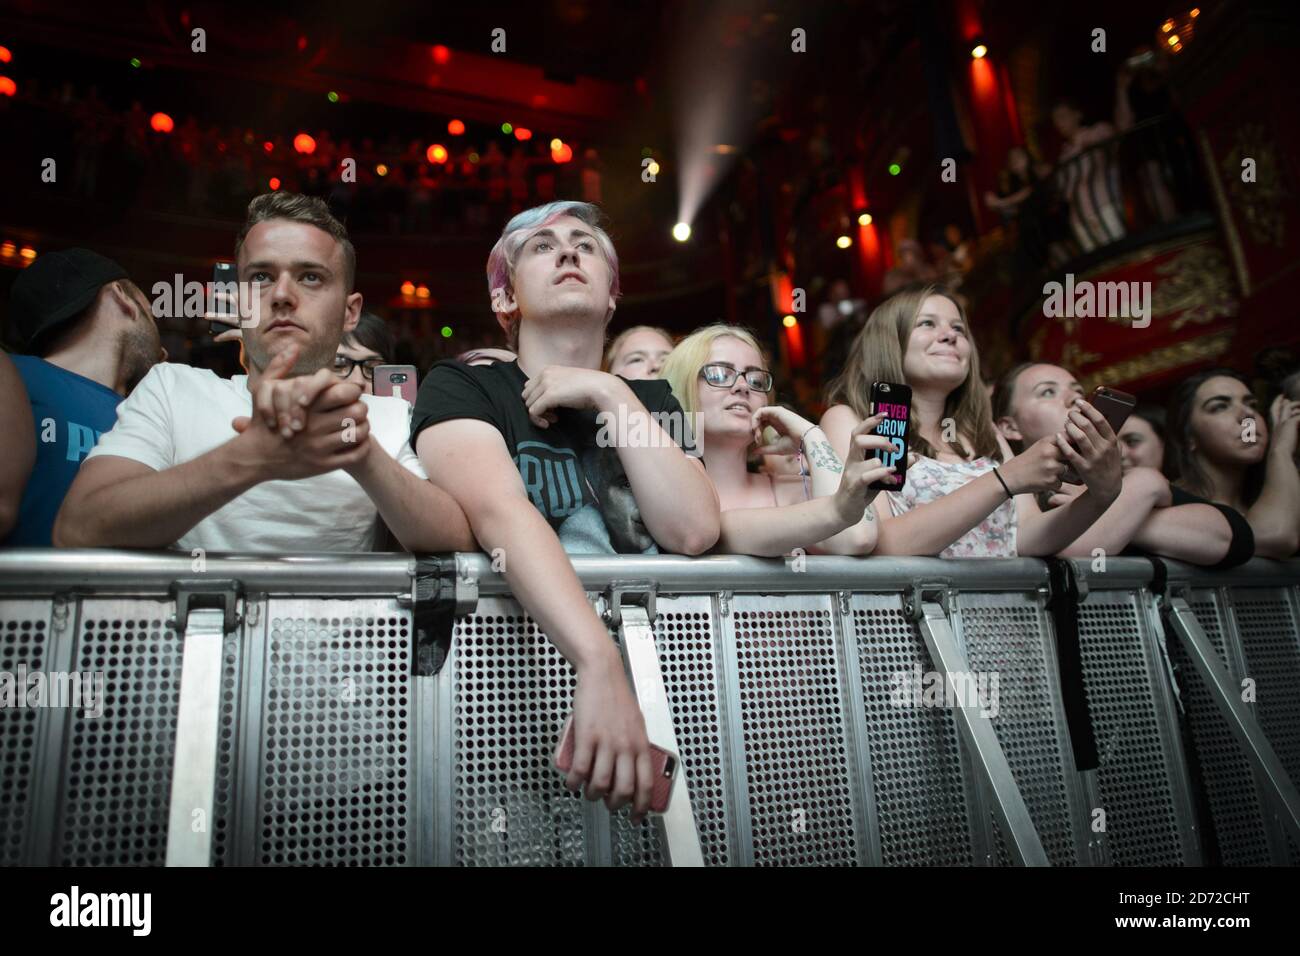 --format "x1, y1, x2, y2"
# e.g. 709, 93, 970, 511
4, 356, 122, 547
